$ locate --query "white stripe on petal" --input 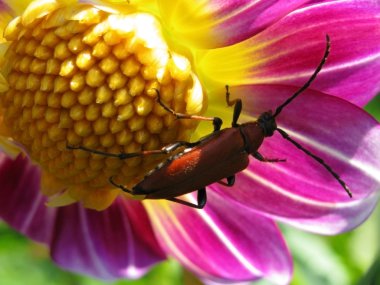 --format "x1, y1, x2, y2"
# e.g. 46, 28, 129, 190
77, 207, 112, 278
144, 202, 205, 274
242, 169, 379, 210
282, 127, 380, 183
192, 201, 263, 276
